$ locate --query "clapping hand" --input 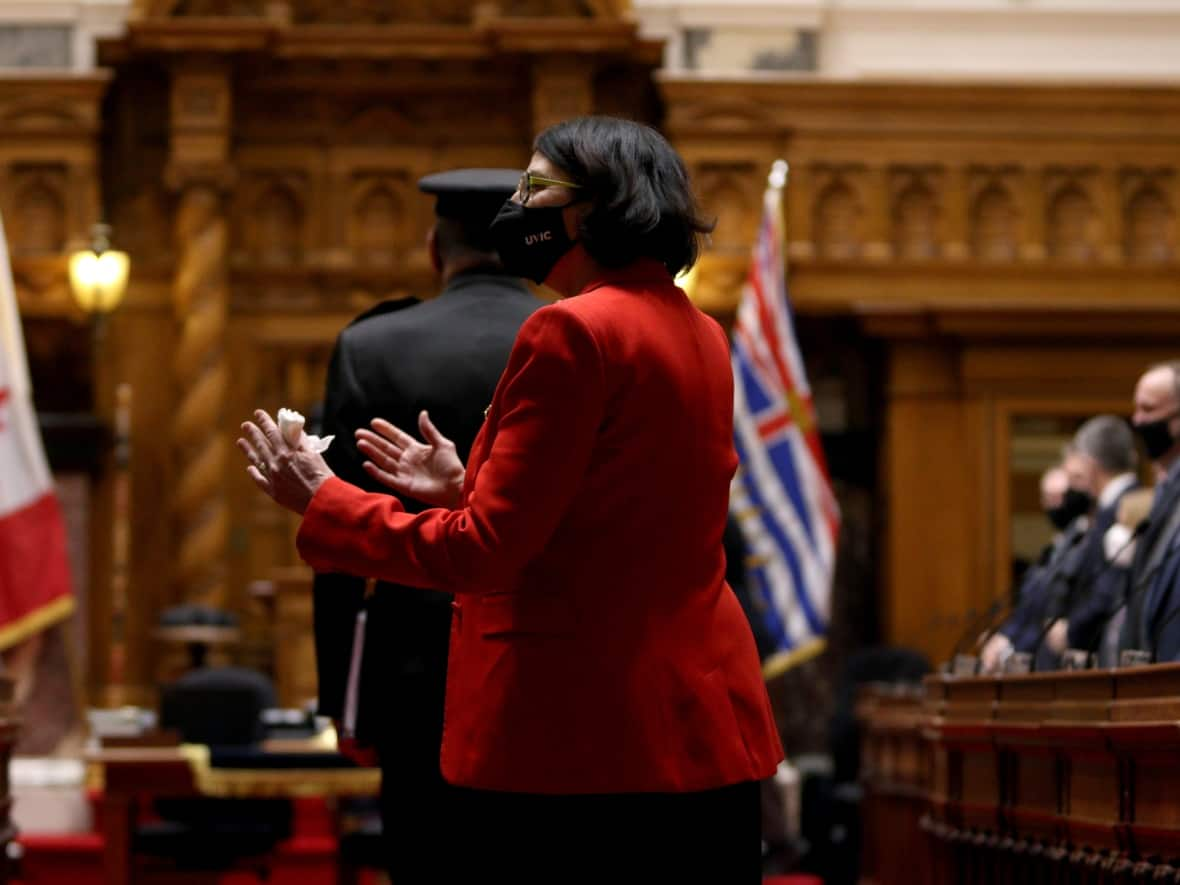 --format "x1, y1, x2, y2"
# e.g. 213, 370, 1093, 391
356, 411, 466, 509
237, 410, 335, 515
